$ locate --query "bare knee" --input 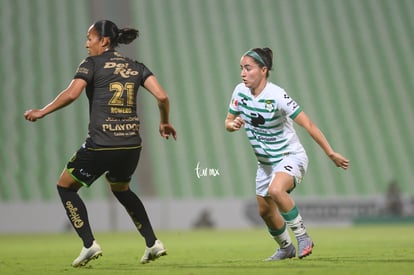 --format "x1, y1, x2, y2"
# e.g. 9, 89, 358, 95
268, 185, 285, 203
57, 169, 82, 191
269, 173, 295, 204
